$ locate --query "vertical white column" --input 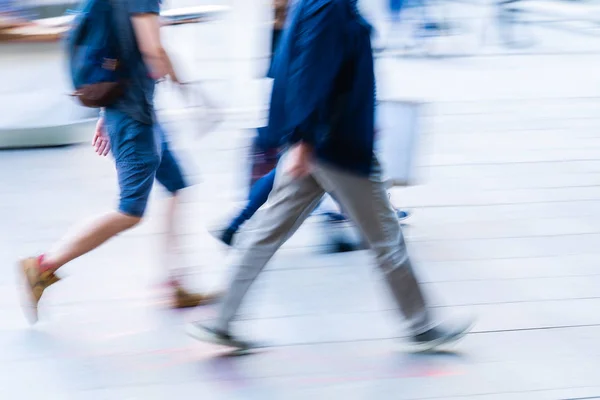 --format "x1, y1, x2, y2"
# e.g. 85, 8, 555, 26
227, 0, 271, 112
